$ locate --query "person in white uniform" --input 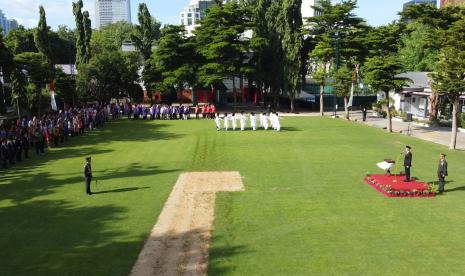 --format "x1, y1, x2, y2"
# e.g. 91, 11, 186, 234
269, 112, 276, 130
263, 113, 269, 130
231, 113, 237, 131
240, 111, 247, 131
223, 113, 229, 131
214, 113, 222, 131
250, 112, 257, 131
274, 112, 281, 131
259, 113, 264, 129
